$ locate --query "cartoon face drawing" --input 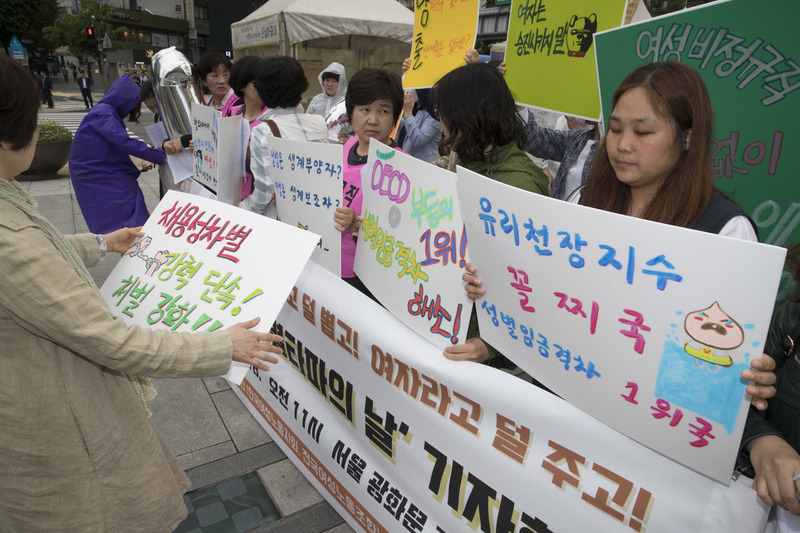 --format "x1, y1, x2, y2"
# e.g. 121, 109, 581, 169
684, 302, 744, 350
566, 13, 597, 58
